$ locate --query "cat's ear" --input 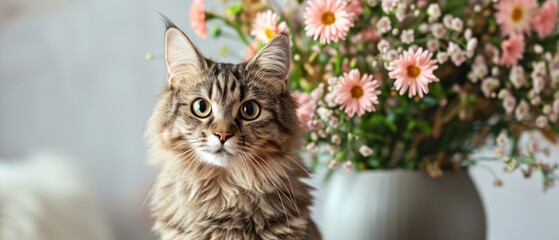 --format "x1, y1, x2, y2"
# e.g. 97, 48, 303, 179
165, 27, 207, 85
246, 32, 291, 92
